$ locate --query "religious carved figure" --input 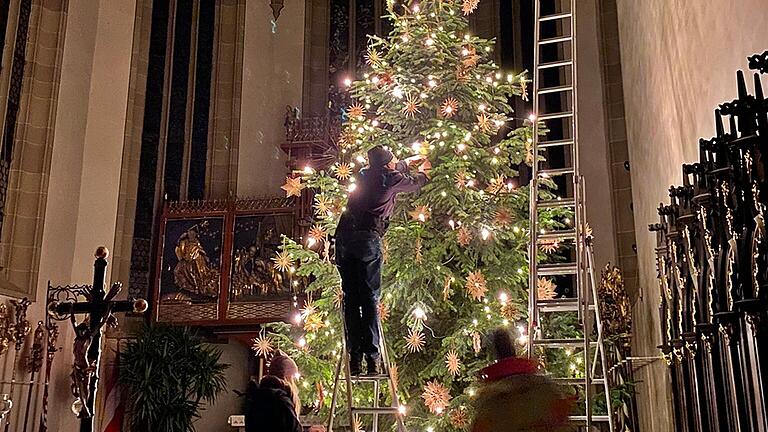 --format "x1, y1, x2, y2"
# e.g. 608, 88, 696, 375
231, 245, 284, 299
173, 225, 219, 297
